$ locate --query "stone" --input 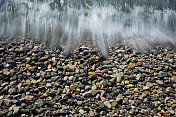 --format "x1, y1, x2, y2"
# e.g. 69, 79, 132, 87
83, 92, 92, 98
9, 105, 16, 111
92, 85, 97, 90
0, 109, 8, 116
89, 111, 94, 117
70, 85, 77, 90
3, 98, 11, 106
6, 111, 13, 117
46, 83, 52, 87
35, 99, 44, 107
13, 106, 20, 115
100, 96, 106, 102
8, 88, 17, 95
24, 95, 34, 101
143, 86, 150, 90
104, 101, 112, 109
77, 101, 83, 105
124, 80, 130, 85
116, 76, 121, 83
171, 76, 176, 83
146, 82, 153, 87
156, 80, 164, 85
129, 109, 135, 115
79, 109, 85, 114
91, 90, 98, 96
